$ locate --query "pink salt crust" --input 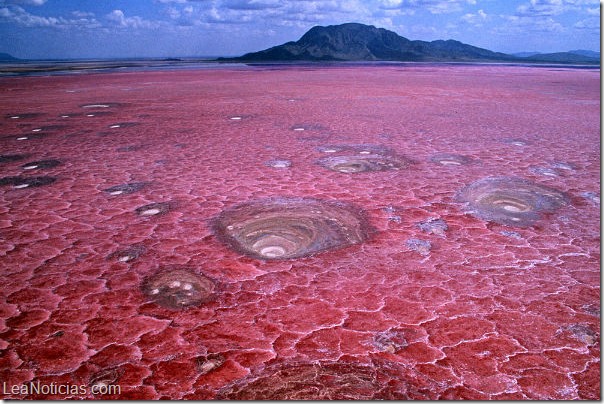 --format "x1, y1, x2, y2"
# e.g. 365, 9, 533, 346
0, 65, 599, 400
